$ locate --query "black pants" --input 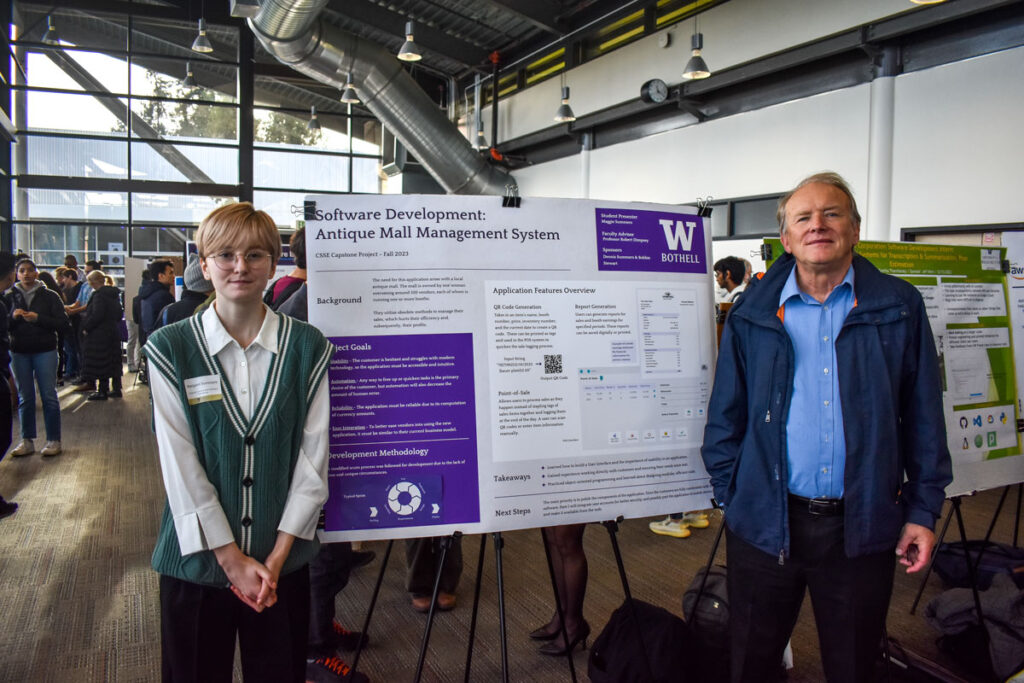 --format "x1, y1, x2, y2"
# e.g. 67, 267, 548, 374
308, 542, 354, 657
405, 536, 462, 596
0, 375, 12, 460
726, 507, 895, 683
160, 567, 310, 683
